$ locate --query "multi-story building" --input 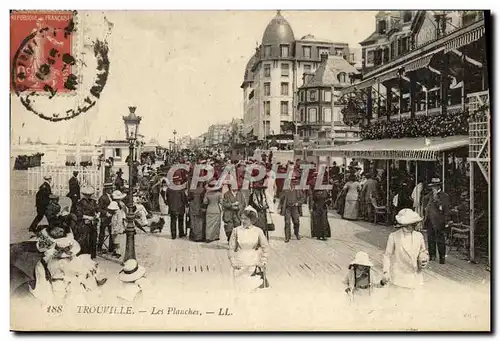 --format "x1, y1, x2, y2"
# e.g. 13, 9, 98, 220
206, 124, 231, 147
296, 53, 362, 146
316, 11, 489, 261
241, 11, 356, 141
349, 10, 487, 121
